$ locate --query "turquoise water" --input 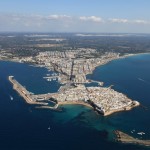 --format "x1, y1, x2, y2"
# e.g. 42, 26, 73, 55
0, 54, 150, 150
